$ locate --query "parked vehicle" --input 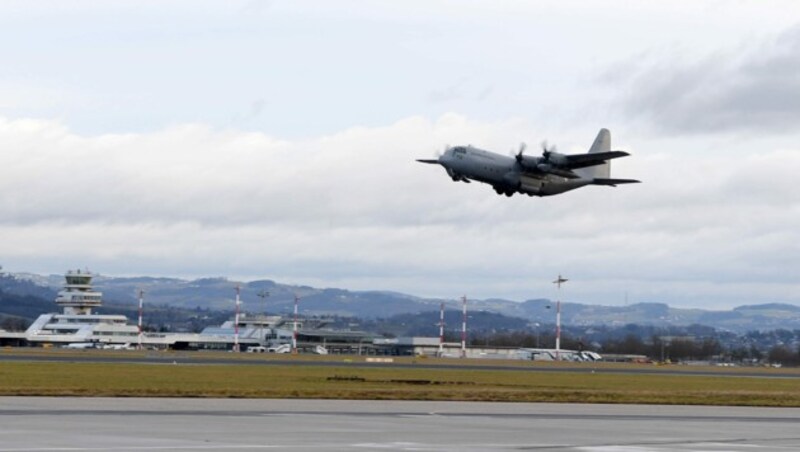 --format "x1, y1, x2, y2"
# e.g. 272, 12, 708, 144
268, 344, 291, 353
246, 346, 267, 353
63, 342, 97, 349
